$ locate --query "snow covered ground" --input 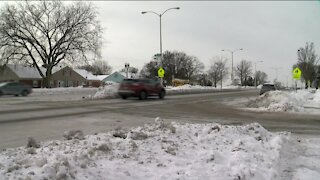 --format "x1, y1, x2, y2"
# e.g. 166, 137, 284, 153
1, 86, 320, 179
246, 89, 320, 113
1, 119, 319, 180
